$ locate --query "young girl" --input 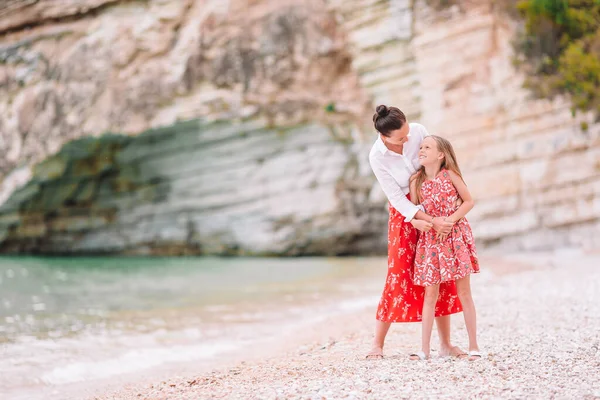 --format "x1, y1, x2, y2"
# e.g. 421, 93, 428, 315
409, 135, 481, 361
